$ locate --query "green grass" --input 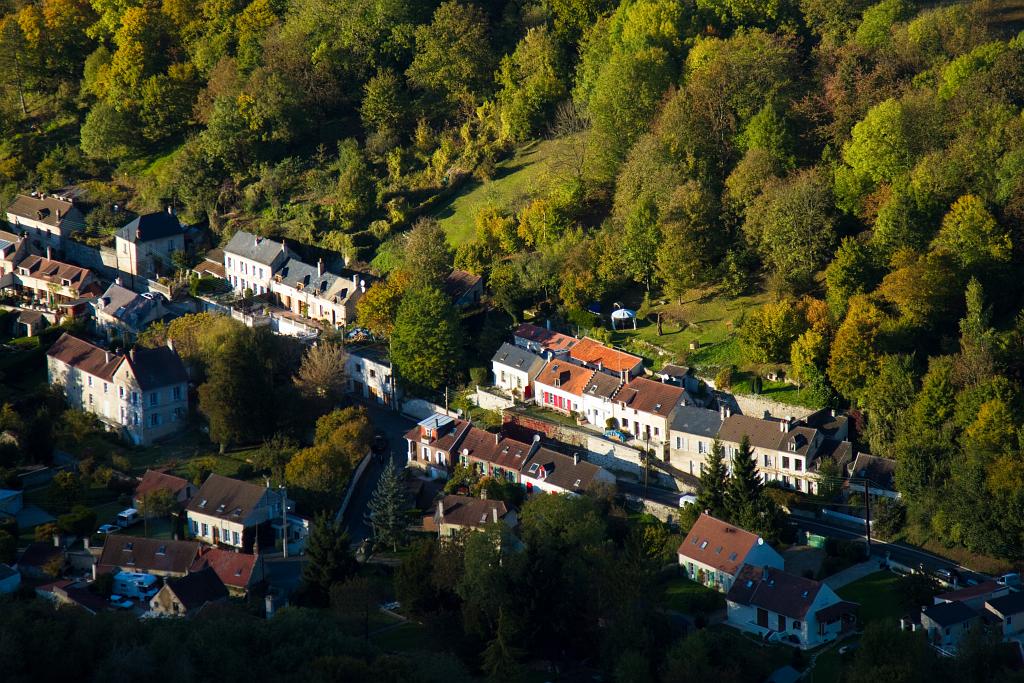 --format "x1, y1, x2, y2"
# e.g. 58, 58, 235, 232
661, 575, 726, 615
837, 571, 903, 624
432, 137, 576, 246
